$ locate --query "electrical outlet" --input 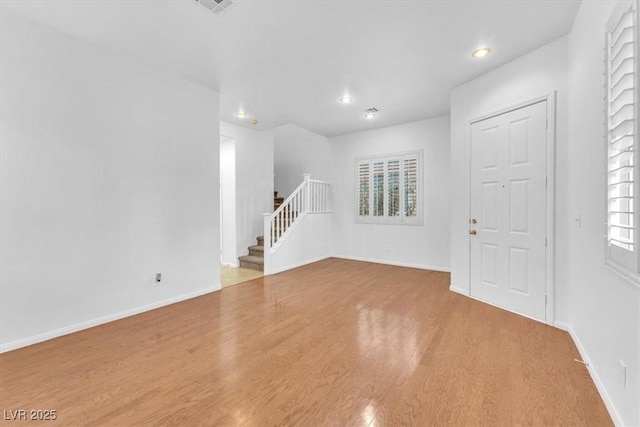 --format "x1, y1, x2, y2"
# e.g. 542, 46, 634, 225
155, 273, 162, 285
617, 359, 626, 389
